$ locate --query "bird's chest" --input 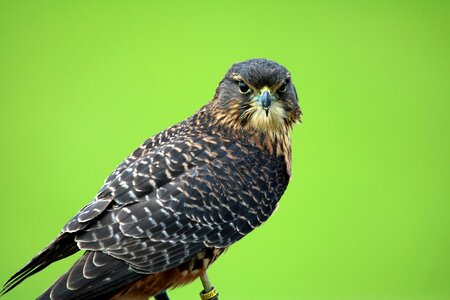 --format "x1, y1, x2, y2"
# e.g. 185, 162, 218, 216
206, 141, 290, 223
